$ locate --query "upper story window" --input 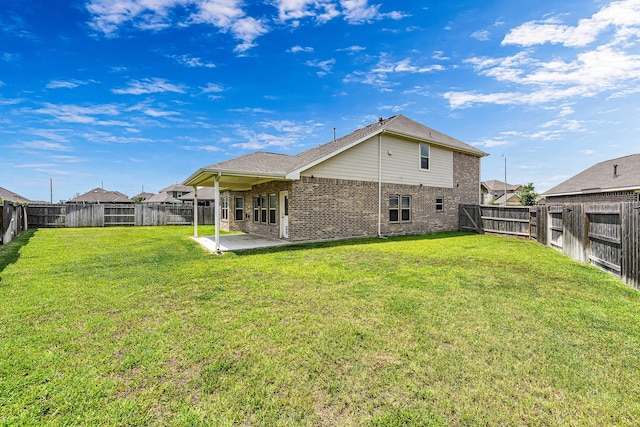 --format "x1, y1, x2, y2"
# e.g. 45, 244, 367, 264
420, 144, 430, 170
